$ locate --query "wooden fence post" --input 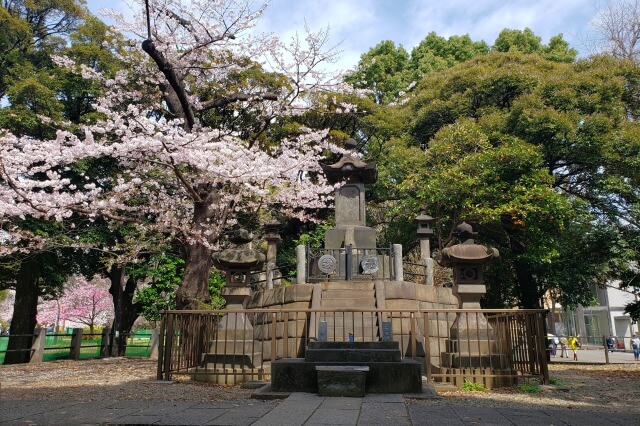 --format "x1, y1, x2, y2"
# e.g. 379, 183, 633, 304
70, 328, 83, 360
29, 328, 46, 363
163, 313, 174, 381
